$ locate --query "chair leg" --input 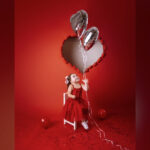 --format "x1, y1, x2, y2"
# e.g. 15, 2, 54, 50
74, 121, 77, 130
64, 119, 77, 130
64, 119, 66, 125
